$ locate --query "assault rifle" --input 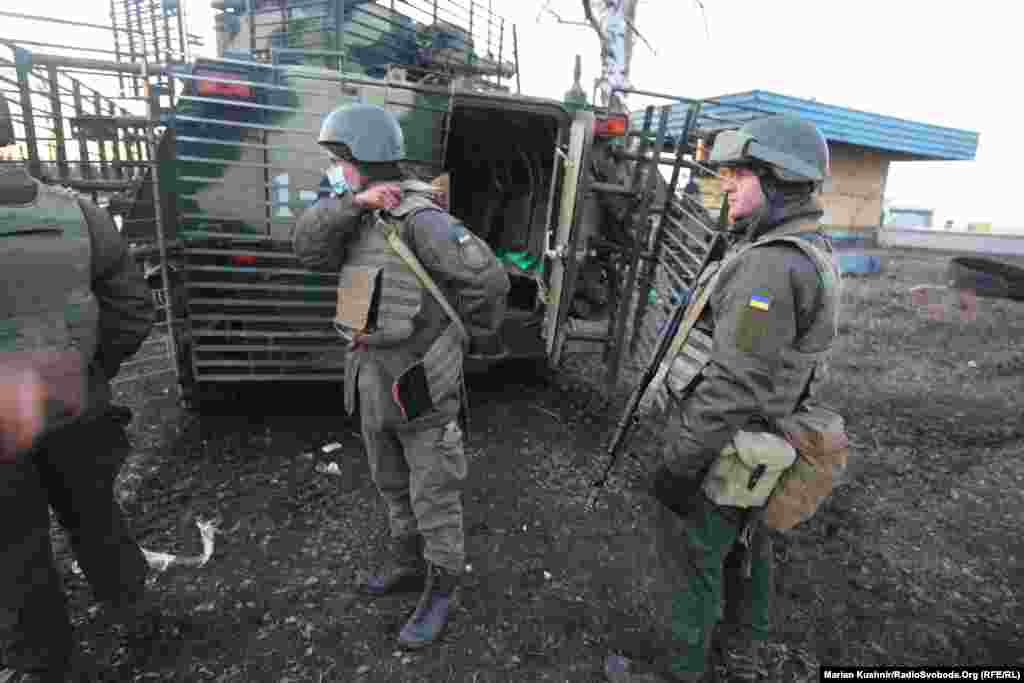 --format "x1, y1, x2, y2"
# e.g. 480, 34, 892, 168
586, 231, 727, 510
